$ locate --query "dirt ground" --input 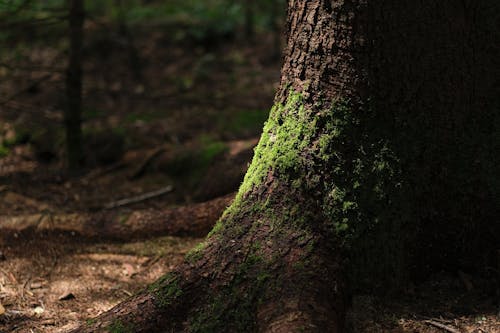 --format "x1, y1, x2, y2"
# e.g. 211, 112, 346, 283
0, 233, 202, 332
0, 23, 499, 332
1, 224, 498, 333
